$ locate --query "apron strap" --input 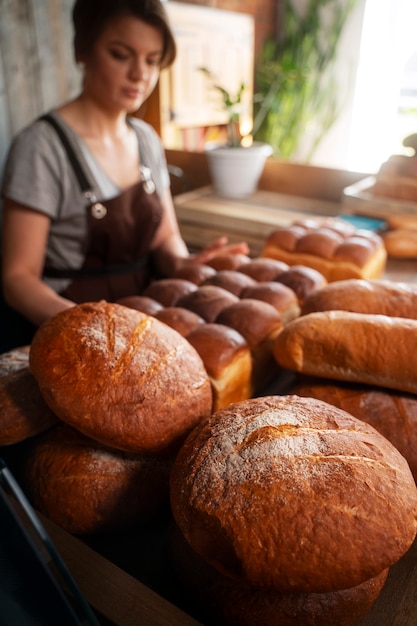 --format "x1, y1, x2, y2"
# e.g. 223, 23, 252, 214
39, 113, 93, 194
